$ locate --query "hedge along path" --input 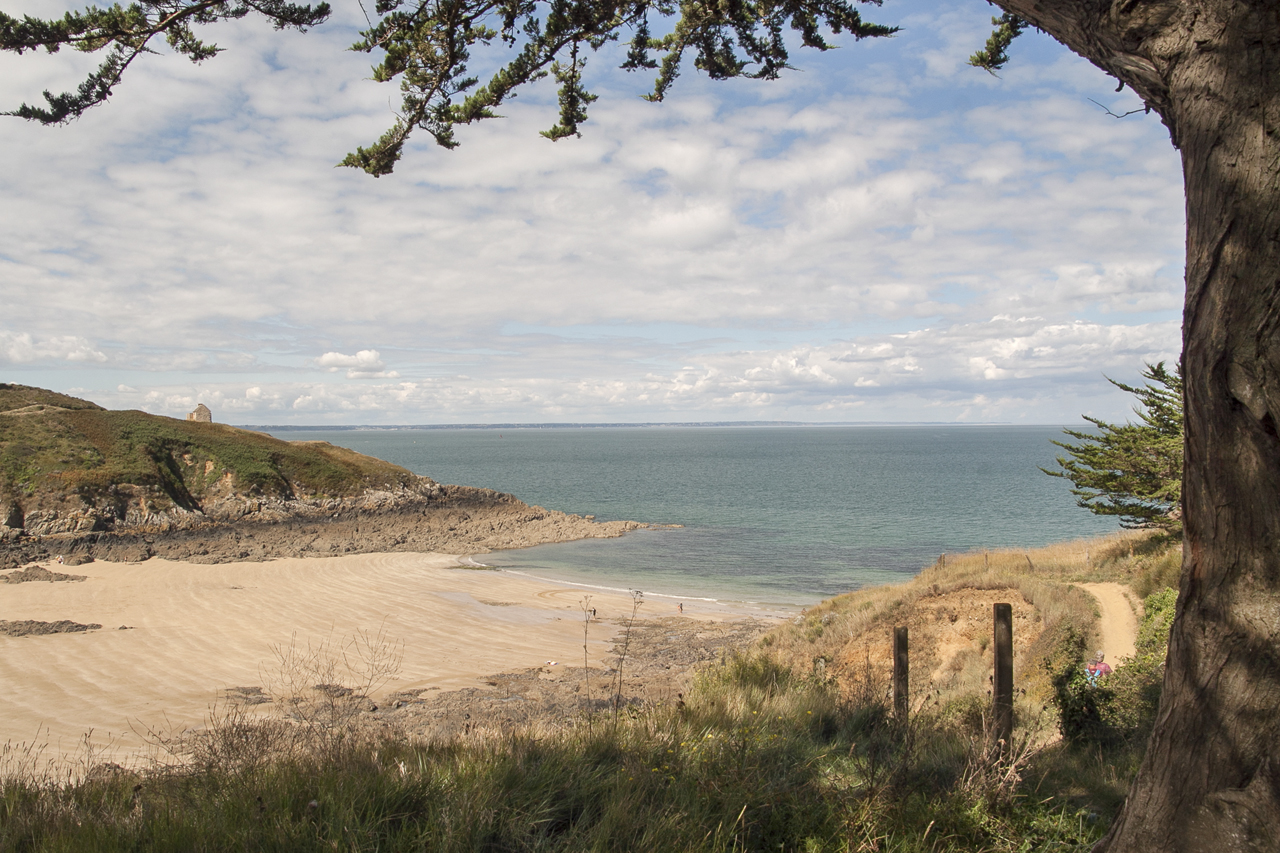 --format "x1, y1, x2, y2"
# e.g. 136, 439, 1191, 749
1080, 582, 1139, 664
